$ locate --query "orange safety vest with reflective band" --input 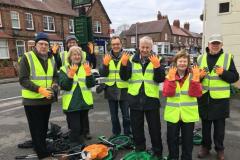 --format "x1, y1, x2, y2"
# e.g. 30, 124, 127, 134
197, 53, 231, 99
22, 51, 55, 99
164, 74, 199, 123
